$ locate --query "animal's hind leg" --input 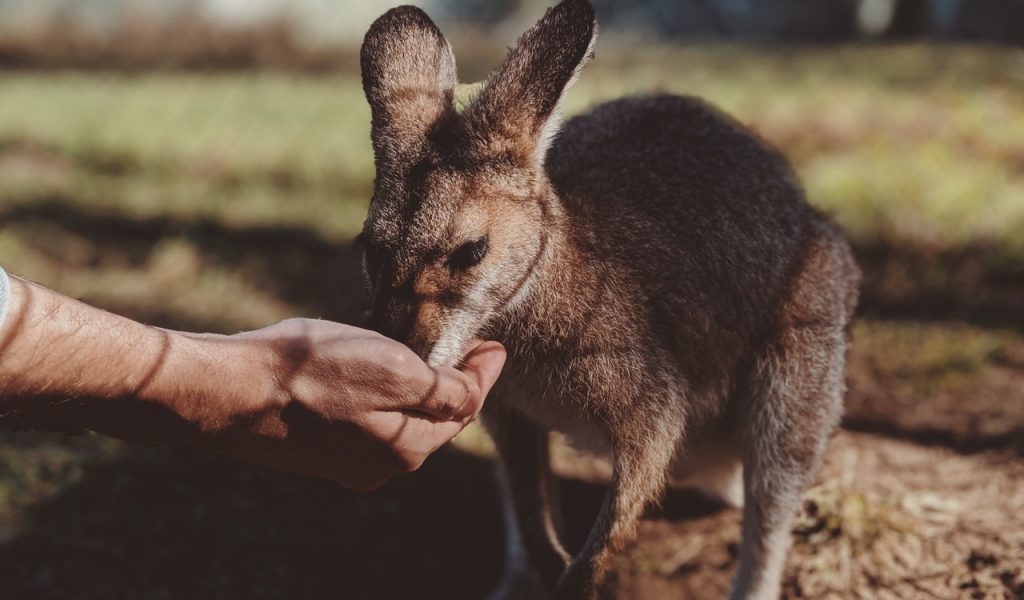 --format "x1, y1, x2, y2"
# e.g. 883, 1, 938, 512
731, 323, 847, 600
